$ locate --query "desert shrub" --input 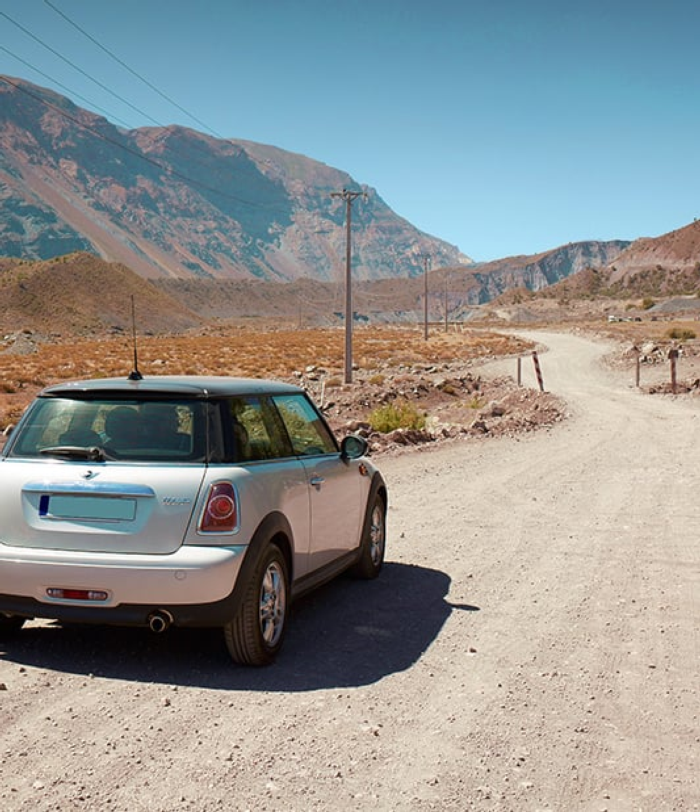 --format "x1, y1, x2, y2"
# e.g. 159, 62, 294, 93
642, 297, 656, 310
368, 373, 385, 386
666, 328, 696, 341
367, 400, 426, 433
